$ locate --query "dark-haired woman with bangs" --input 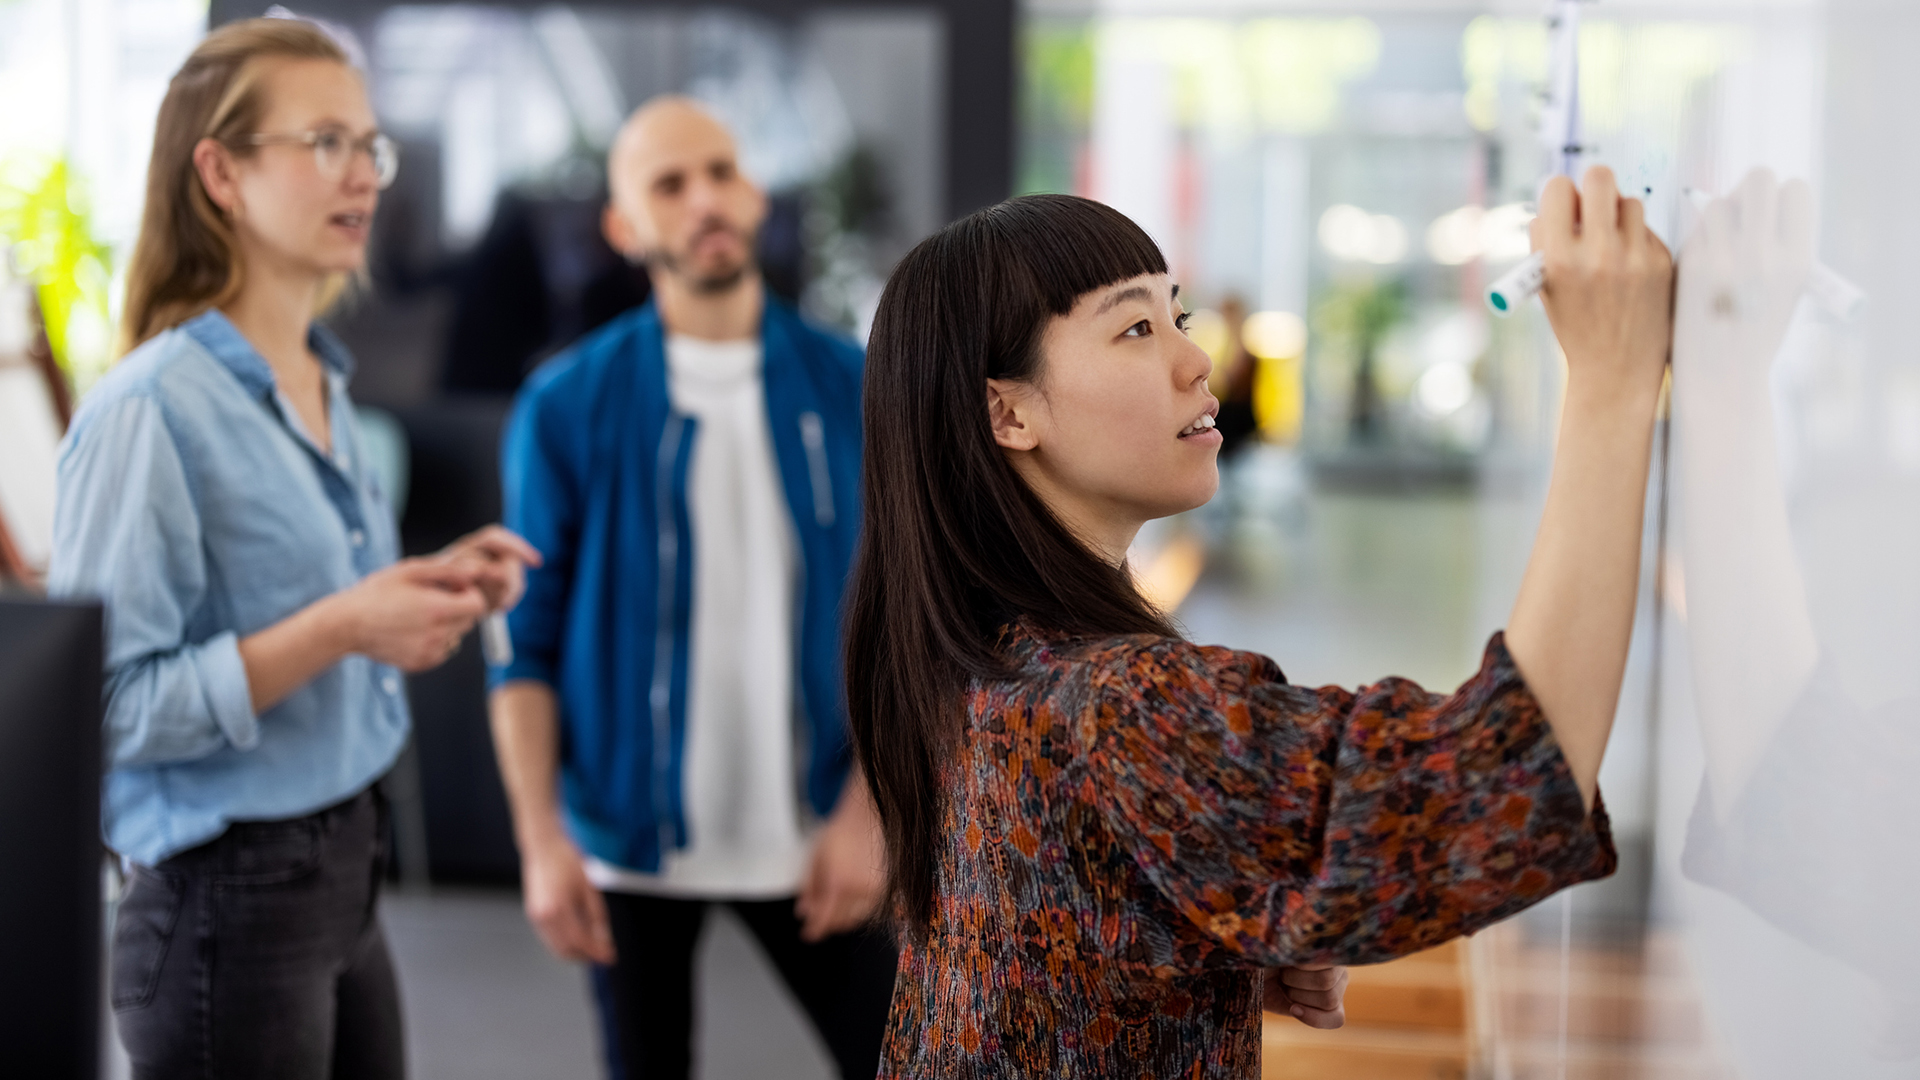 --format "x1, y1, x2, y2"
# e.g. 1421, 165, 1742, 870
846, 174, 1672, 1077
